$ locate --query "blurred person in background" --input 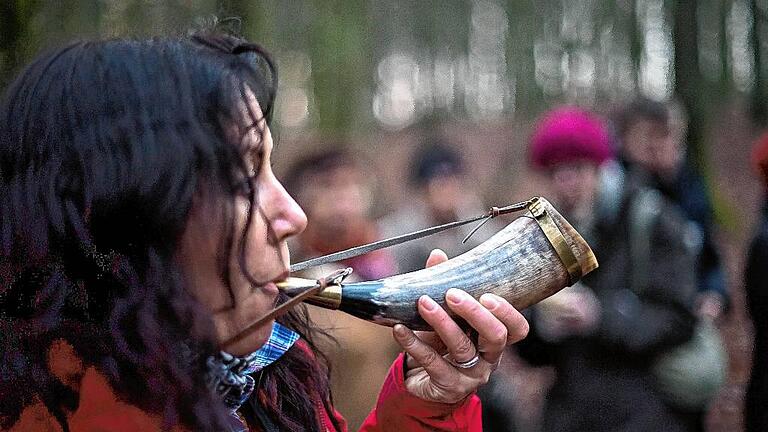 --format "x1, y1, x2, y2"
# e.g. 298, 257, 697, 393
615, 98, 729, 431
745, 132, 768, 432
379, 139, 502, 274
616, 98, 729, 322
284, 149, 401, 429
511, 106, 698, 432
284, 149, 396, 281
